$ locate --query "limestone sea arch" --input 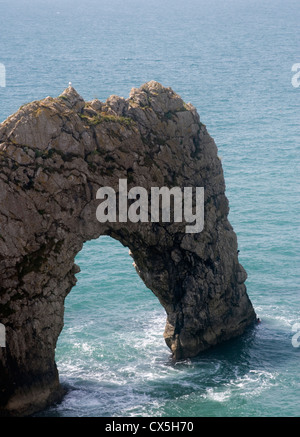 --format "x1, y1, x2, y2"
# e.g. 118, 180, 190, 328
0, 81, 256, 416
